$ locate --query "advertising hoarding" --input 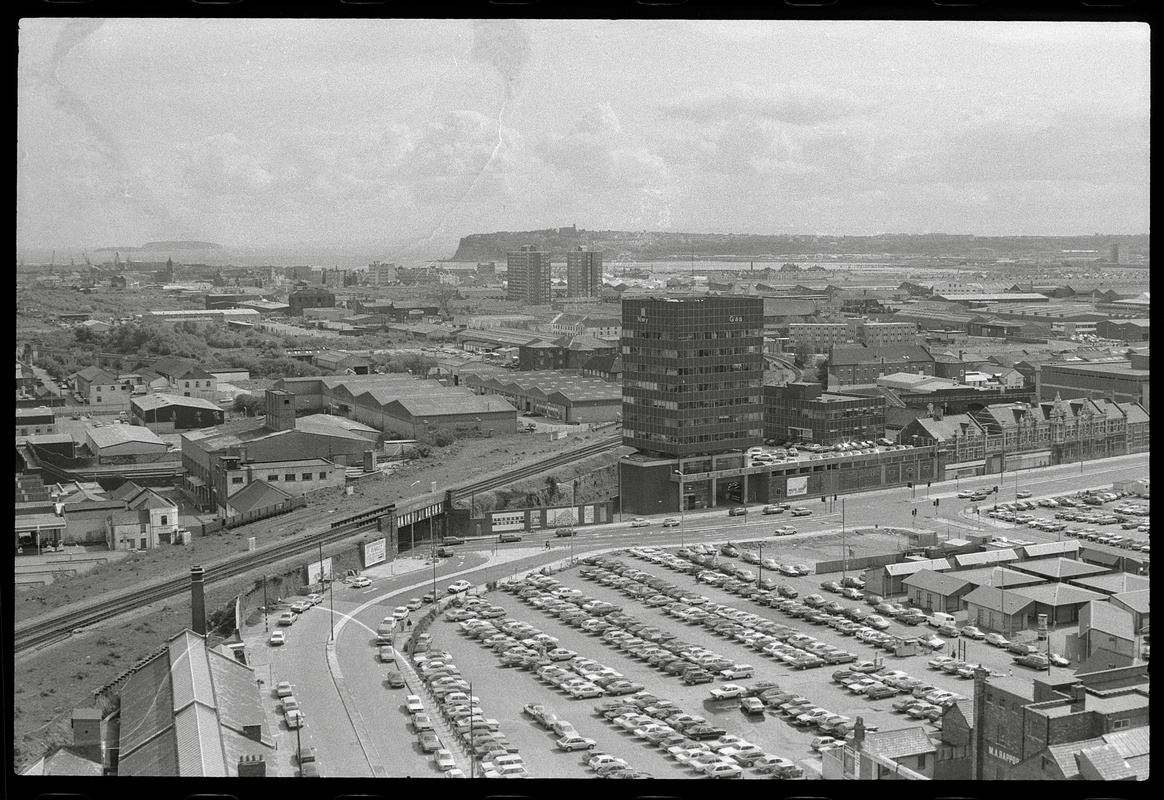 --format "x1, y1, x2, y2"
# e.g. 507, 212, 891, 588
305, 556, 333, 585
363, 538, 387, 568
787, 476, 808, 497
490, 511, 526, 532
